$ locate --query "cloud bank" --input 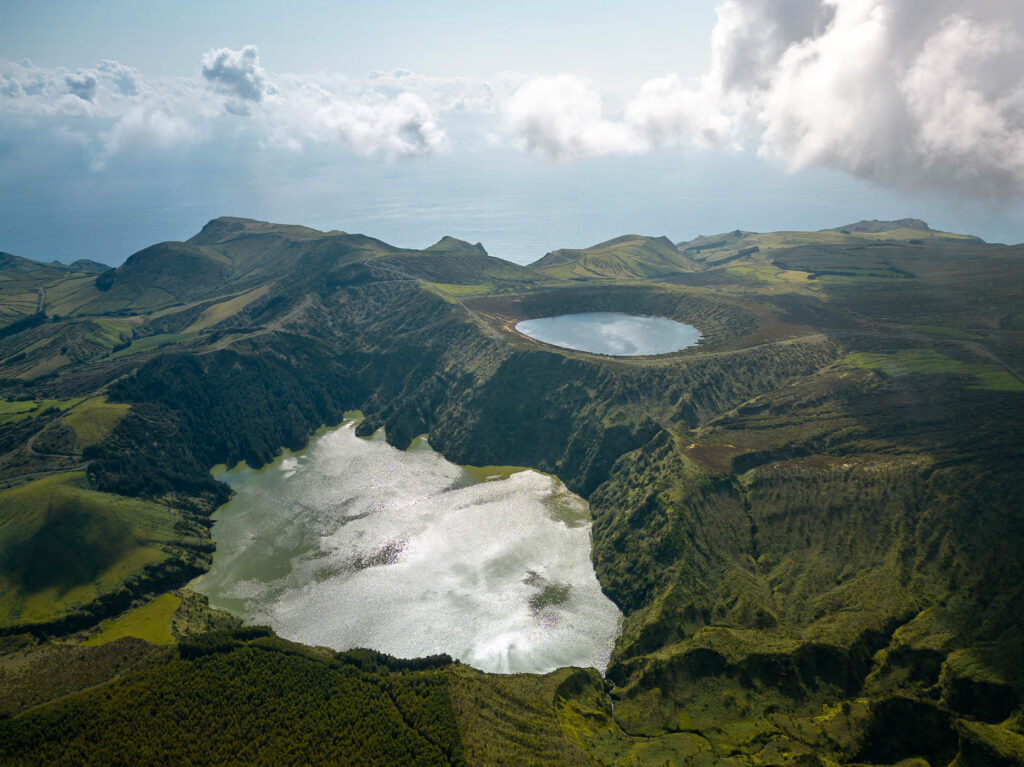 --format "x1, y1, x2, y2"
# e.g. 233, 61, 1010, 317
501, 0, 1024, 195
500, 73, 735, 161
503, 75, 644, 160
3, 9, 1024, 197
0, 47, 452, 163
194, 47, 449, 157
744, 0, 1024, 196
267, 83, 447, 159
